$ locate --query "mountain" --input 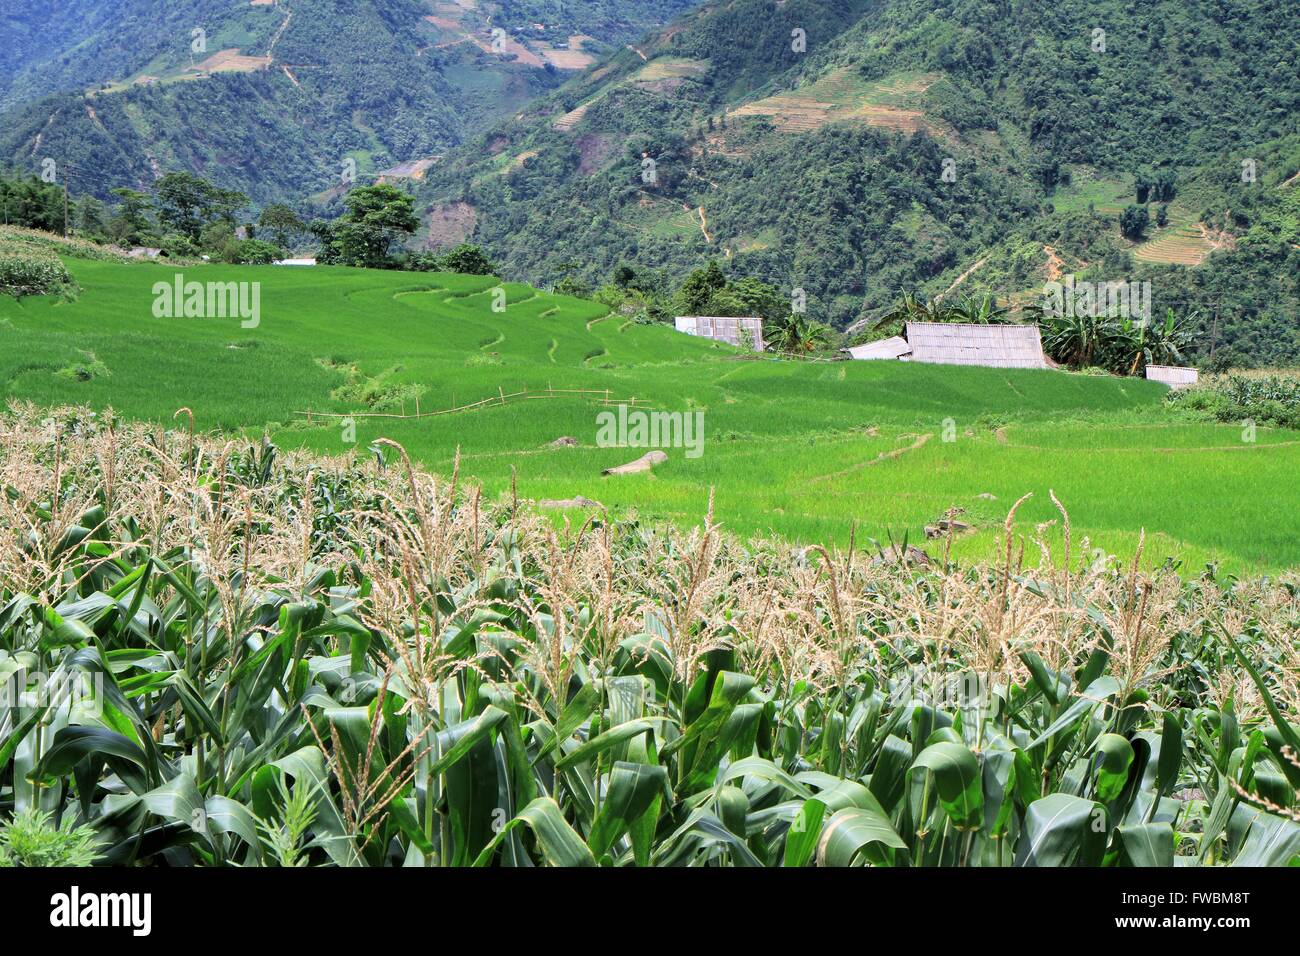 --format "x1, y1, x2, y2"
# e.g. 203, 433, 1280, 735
414, 0, 1300, 362
0, 0, 697, 205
